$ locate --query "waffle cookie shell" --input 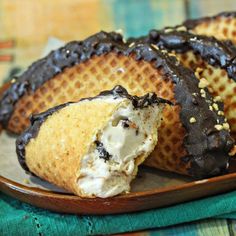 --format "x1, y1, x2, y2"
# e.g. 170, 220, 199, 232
183, 11, 236, 45
1, 31, 234, 177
